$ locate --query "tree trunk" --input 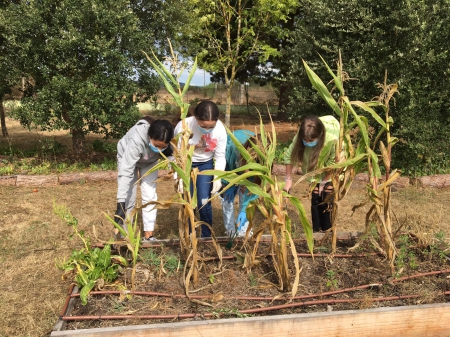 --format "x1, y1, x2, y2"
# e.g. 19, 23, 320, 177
0, 97, 9, 137
225, 86, 232, 127
276, 82, 291, 121
71, 127, 85, 153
